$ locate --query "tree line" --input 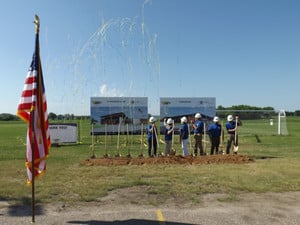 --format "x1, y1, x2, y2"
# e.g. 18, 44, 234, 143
216, 105, 300, 119
1, 105, 300, 121
0, 113, 90, 121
